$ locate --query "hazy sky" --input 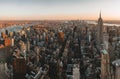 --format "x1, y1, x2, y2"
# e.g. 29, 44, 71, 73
0, 0, 120, 20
